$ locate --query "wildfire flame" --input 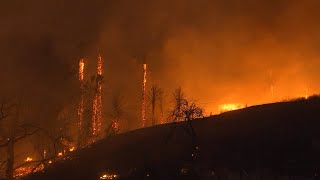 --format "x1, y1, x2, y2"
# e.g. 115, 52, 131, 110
79, 59, 84, 81
69, 146, 75, 152
43, 149, 47, 159
142, 64, 147, 127
219, 103, 246, 113
25, 157, 33, 162
78, 59, 85, 131
112, 120, 119, 132
92, 54, 103, 137
14, 164, 44, 178
100, 173, 119, 179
